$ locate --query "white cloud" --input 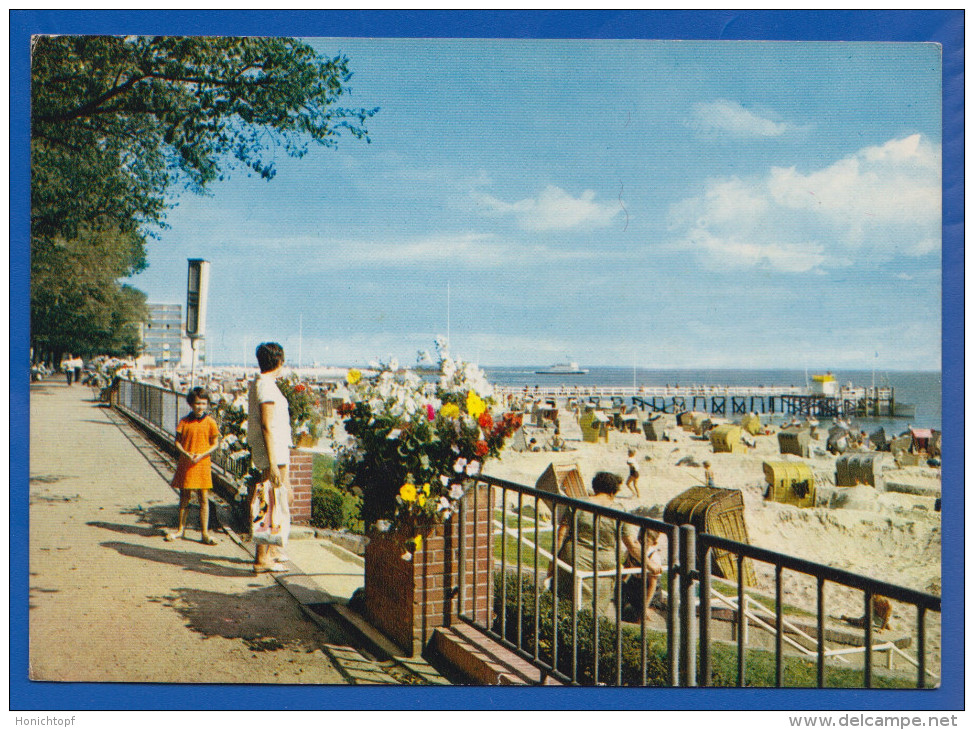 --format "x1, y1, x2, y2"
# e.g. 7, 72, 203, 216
250, 231, 603, 270
685, 227, 828, 274
767, 134, 941, 230
668, 134, 941, 272
691, 99, 790, 137
473, 185, 620, 230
